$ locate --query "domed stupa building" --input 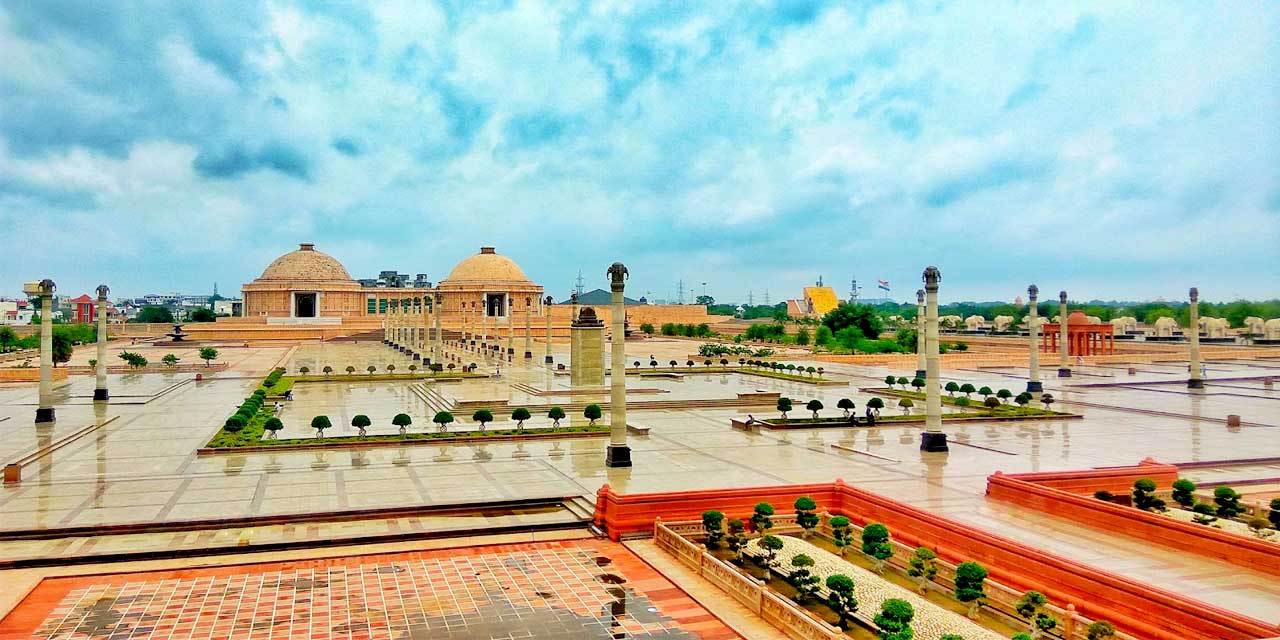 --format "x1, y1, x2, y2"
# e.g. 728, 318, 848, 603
242, 244, 367, 318
436, 247, 544, 320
